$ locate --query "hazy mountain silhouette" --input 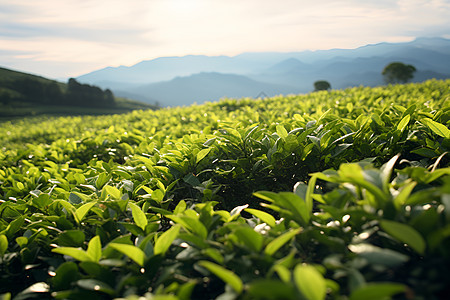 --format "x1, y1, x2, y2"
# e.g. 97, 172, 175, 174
127, 72, 298, 107
77, 37, 450, 106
